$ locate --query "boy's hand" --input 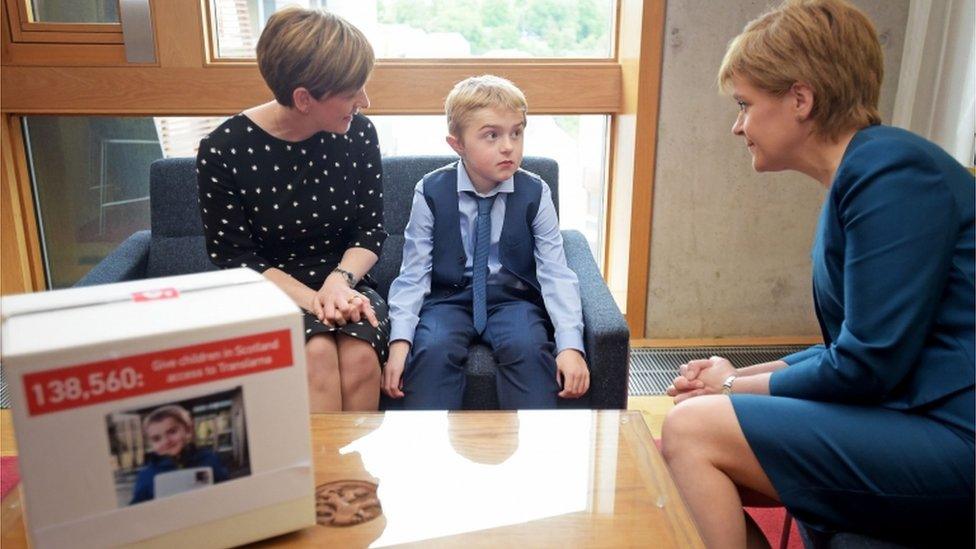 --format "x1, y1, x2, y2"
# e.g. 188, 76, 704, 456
382, 341, 410, 399
556, 349, 589, 398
